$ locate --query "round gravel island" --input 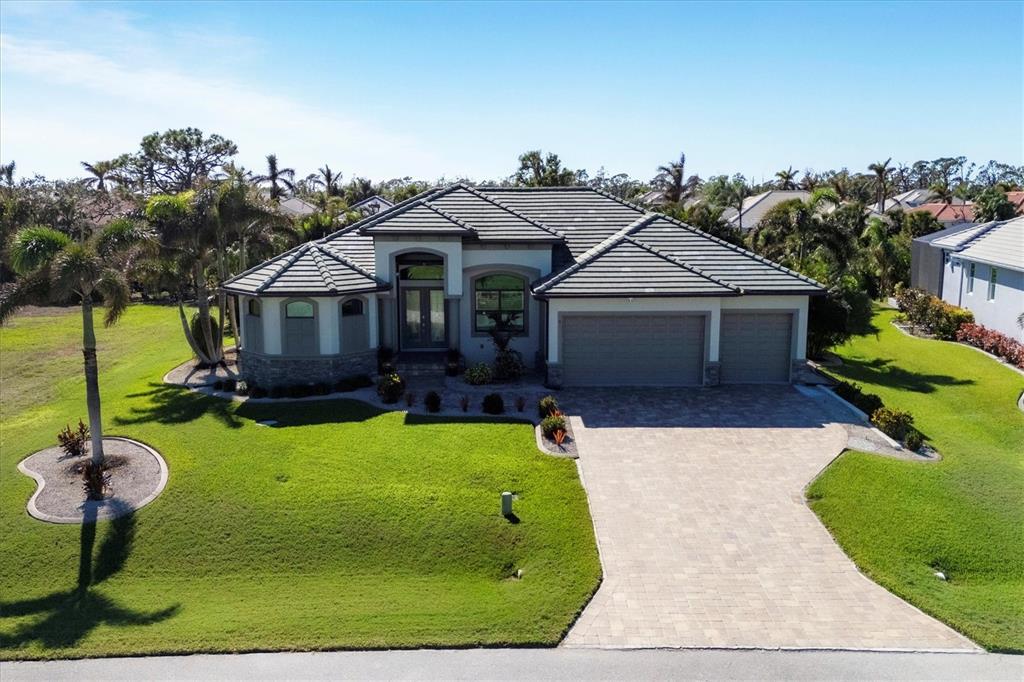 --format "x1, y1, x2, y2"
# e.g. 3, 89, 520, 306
18, 437, 168, 524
